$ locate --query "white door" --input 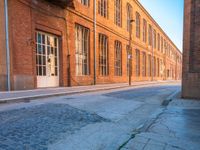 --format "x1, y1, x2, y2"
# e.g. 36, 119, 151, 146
36, 32, 59, 88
